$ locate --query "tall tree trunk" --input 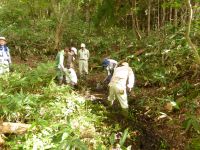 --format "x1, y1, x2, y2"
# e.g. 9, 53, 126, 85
85, 2, 91, 33
157, 0, 160, 30
54, 12, 65, 50
184, 6, 188, 26
135, 15, 140, 33
185, 0, 200, 66
51, 0, 70, 50
154, 5, 157, 30
180, 7, 186, 26
131, 0, 141, 40
54, 23, 62, 50
126, 15, 128, 29
162, 0, 166, 27
169, 6, 172, 23
174, 8, 178, 28
147, 0, 151, 35
134, 0, 140, 33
